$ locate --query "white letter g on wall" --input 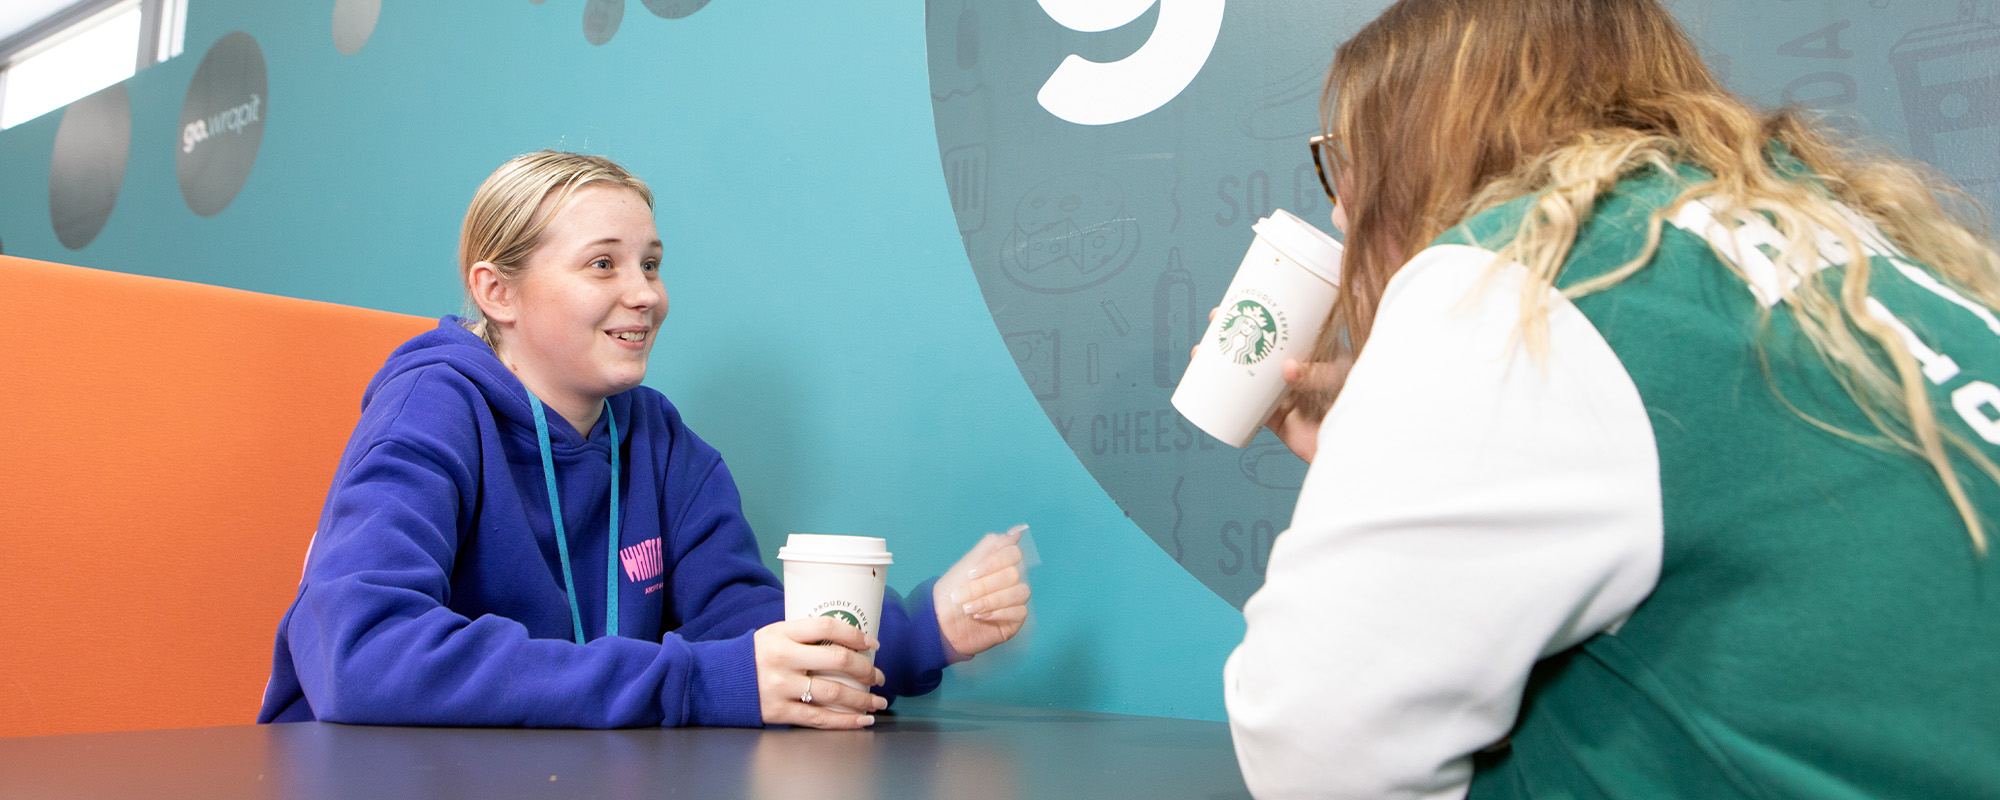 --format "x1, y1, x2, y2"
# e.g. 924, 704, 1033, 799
1035, 0, 1225, 126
